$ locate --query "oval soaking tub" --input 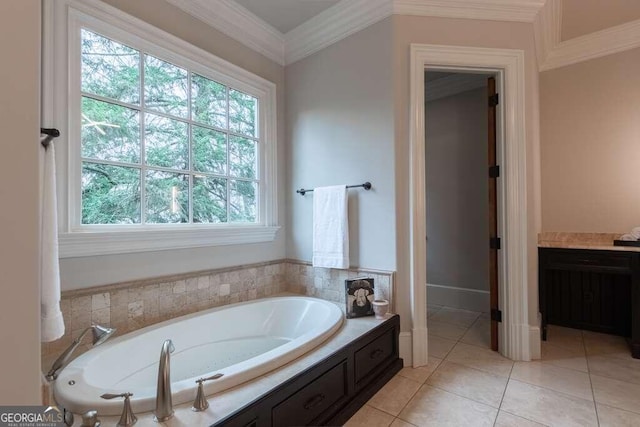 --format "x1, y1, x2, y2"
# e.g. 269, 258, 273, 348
54, 296, 343, 415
